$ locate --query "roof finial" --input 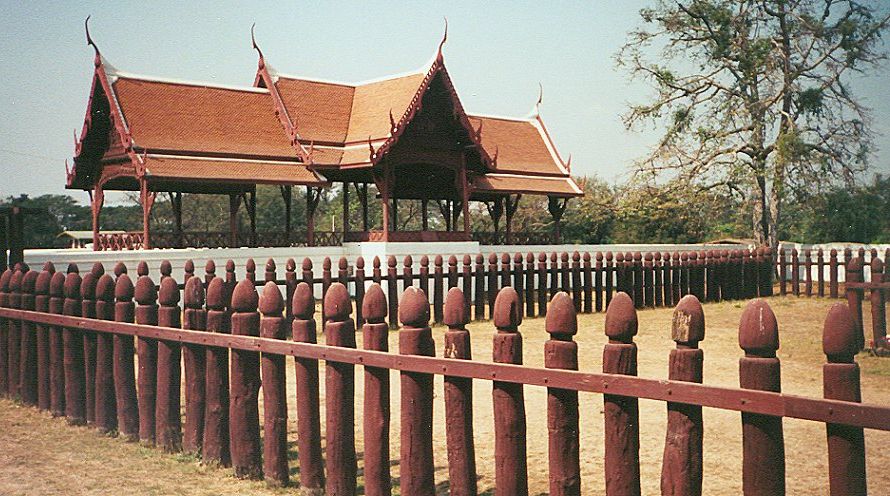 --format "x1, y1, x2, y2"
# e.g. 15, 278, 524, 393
529, 82, 543, 118
566, 153, 572, 172
85, 16, 100, 59
368, 136, 376, 159
251, 23, 265, 66
389, 109, 397, 133
437, 17, 448, 61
